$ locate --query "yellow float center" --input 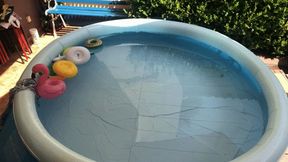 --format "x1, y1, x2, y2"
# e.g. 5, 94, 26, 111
52, 60, 78, 78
